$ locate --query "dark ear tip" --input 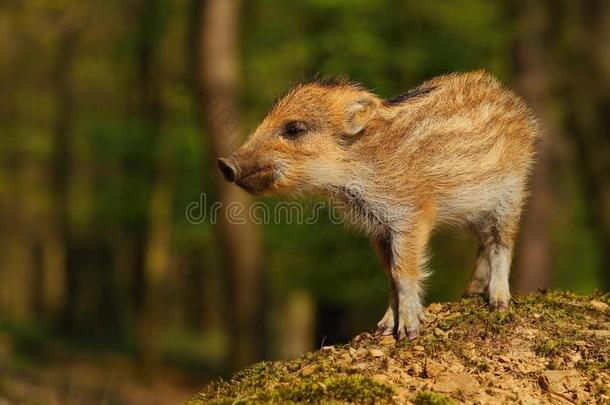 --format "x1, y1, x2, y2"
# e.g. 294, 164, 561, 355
218, 158, 237, 182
